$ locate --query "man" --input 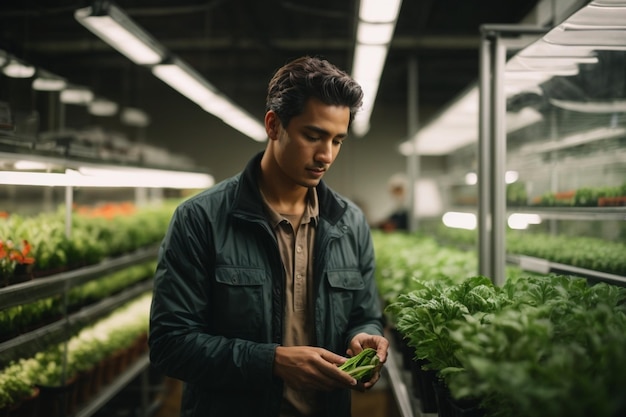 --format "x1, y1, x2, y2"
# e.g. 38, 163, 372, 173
149, 56, 388, 417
